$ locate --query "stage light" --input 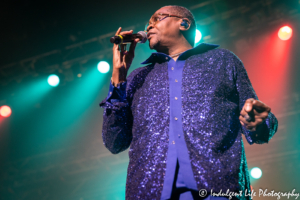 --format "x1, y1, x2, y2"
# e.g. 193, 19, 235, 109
195, 29, 202, 44
278, 26, 292, 41
250, 167, 262, 179
47, 74, 60, 87
97, 61, 110, 73
0, 105, 12, 117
